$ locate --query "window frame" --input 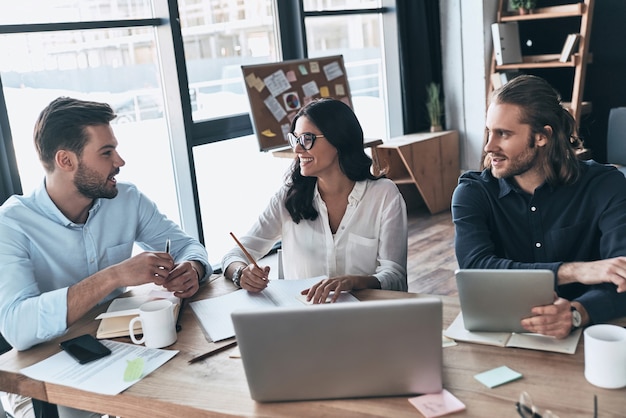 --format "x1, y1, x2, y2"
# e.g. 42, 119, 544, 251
0, 0, 403, 253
